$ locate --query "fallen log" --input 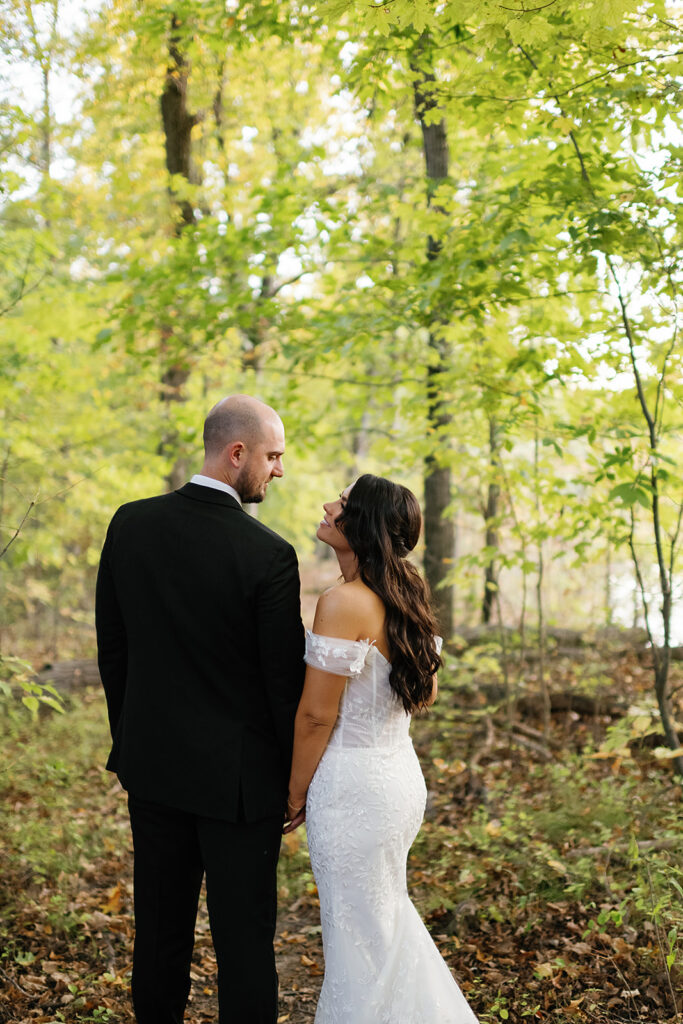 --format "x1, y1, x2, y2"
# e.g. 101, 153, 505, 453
450, 625, 649, 654
517, 691, 625, 718
35, 659, 100, 693
471, 681, 626, 718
